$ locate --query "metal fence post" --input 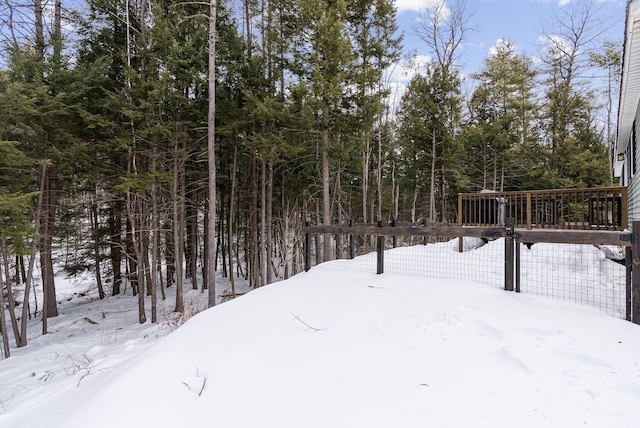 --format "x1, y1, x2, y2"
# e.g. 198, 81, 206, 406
504, 217, 515, 292
304, 220, 311, 272
632, 221, 640, 324
377, 220, 384, 274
